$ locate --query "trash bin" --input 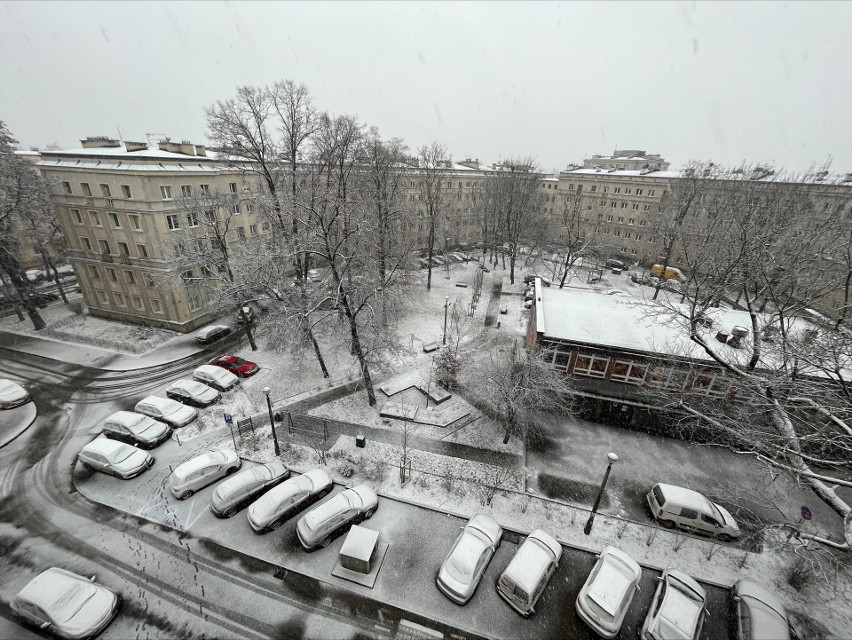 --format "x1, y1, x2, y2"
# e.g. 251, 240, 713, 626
356, 435, 366, 448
